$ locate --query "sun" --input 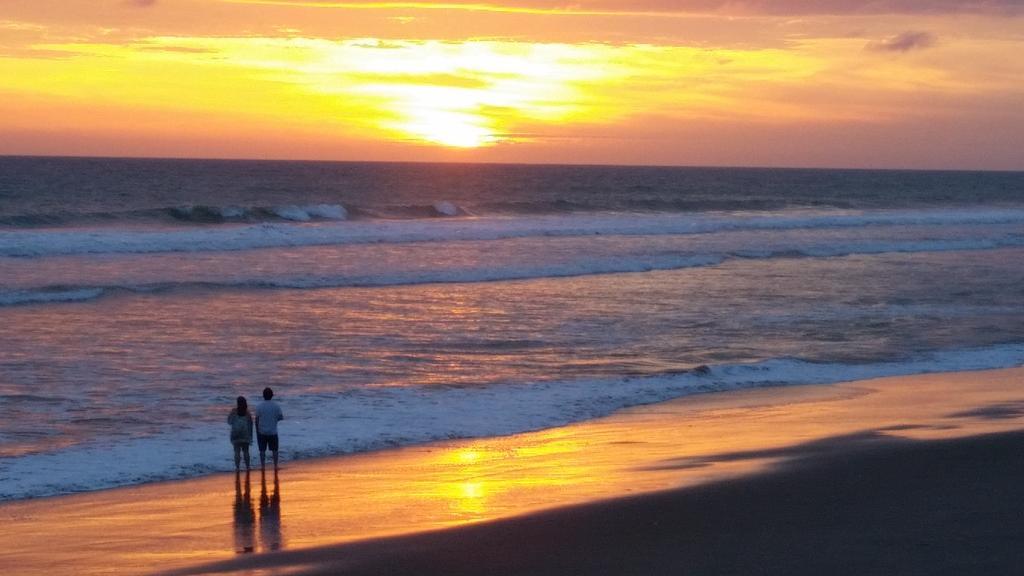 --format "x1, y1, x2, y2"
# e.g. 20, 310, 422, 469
400, 111, 498, 148
378, 87, 503, 148
342, 40, 613, 149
